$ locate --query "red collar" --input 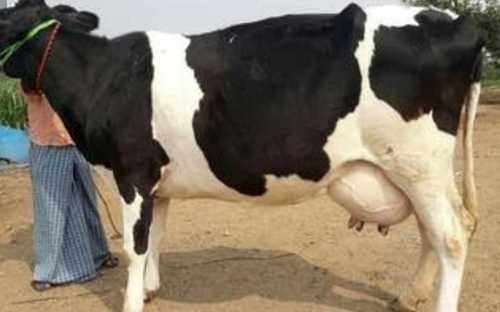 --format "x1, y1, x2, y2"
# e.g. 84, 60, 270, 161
26, 22, 62, 95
